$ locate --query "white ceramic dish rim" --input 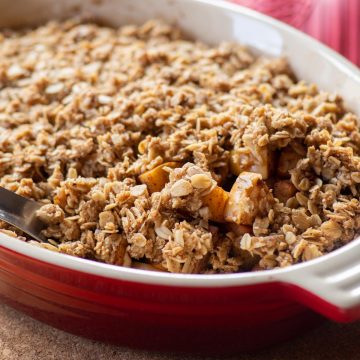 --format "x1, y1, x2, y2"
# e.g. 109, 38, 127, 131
0, 0, 360, 310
